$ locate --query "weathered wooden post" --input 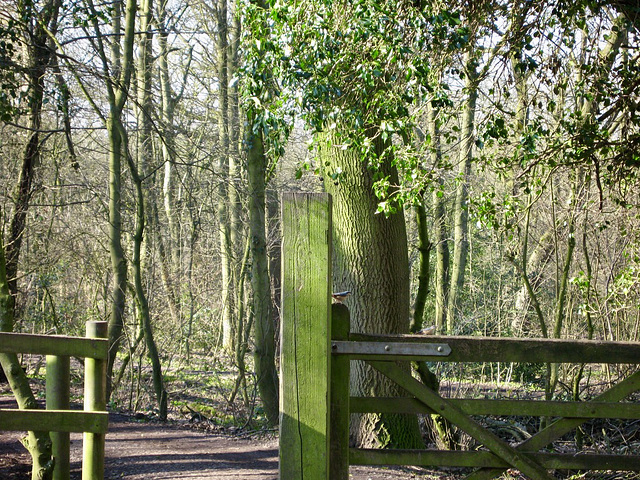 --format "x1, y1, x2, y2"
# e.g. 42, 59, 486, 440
280, 193, 332, 480
330, 303, 350, 480
83, 321, 107, 480
46, 354, 70, 480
